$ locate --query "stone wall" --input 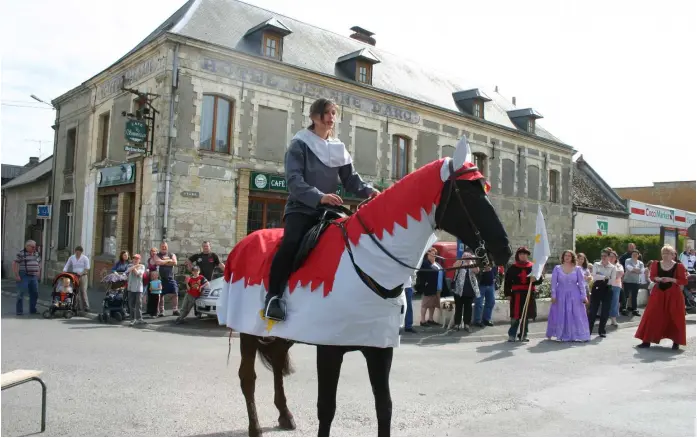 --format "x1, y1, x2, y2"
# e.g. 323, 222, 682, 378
615, 181, 696, 214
